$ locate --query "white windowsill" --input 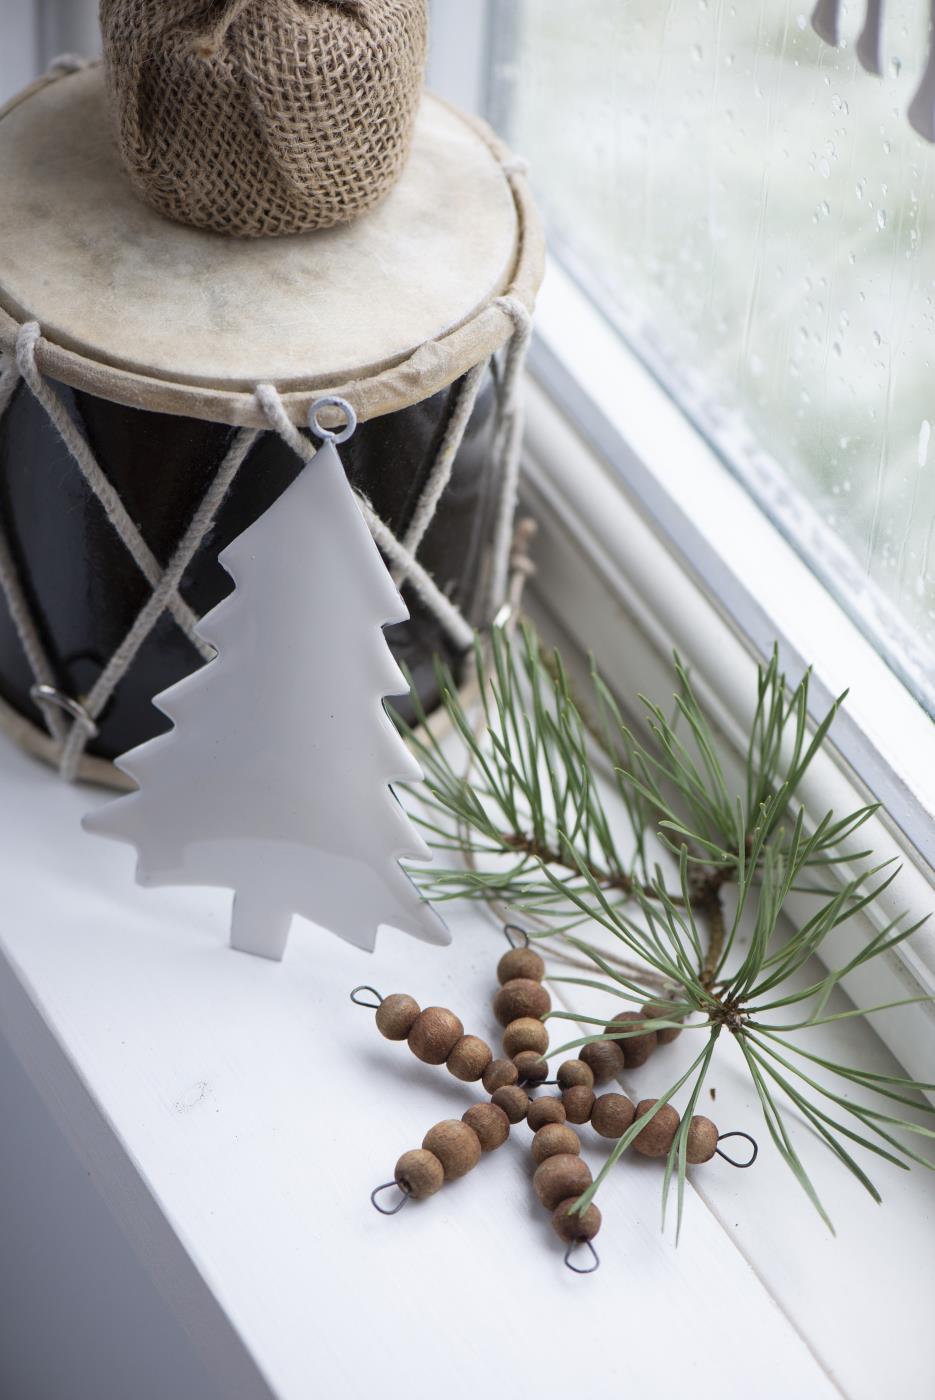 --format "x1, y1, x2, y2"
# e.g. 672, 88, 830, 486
1, 721, 934, 1399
